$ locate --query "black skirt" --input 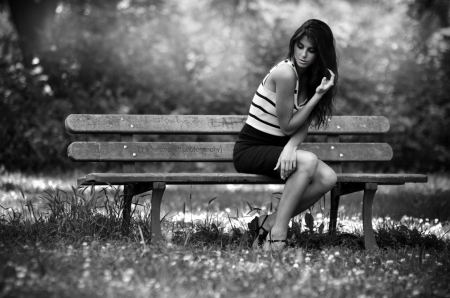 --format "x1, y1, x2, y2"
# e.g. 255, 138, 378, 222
233, 124, 290, 178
